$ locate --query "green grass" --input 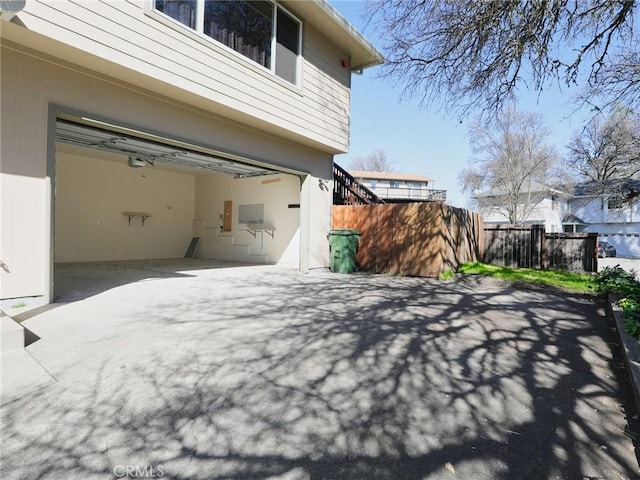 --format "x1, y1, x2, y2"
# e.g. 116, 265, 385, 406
458, 262, 595, 293
439, 268, 455, 280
